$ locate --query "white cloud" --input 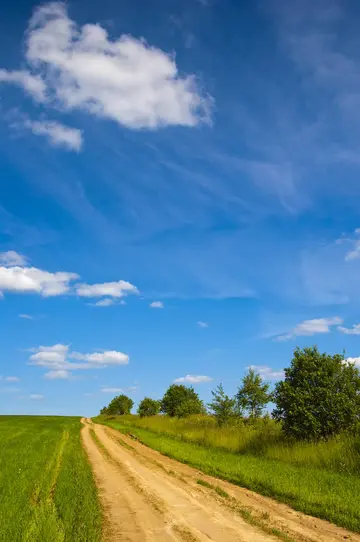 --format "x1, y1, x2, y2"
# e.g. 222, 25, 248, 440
0, 262, 78, 297
1, 3, 211, 130
0, 69, 46, 101
101, 387, 123, 393
0, 251, 27, 267
276, 317, 343, 341
30, 344, 69, 366
30, 394, 44, 400
197, 321, 208, 328
19, 314, 34, 320
344, 229, 360, 261
150, 301, 164, 309
174, 374, 213, 384
44, 369, 70, 379
346, 357, 360, 367
29, 344, 129, 378
91, 298, 116, 307
76, 280, 138, 298
249, 365, 284, 380
24, 120, 83, 151
5, 376, 20, 382
70, 350, 129, 365
338, 323, 360, 335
